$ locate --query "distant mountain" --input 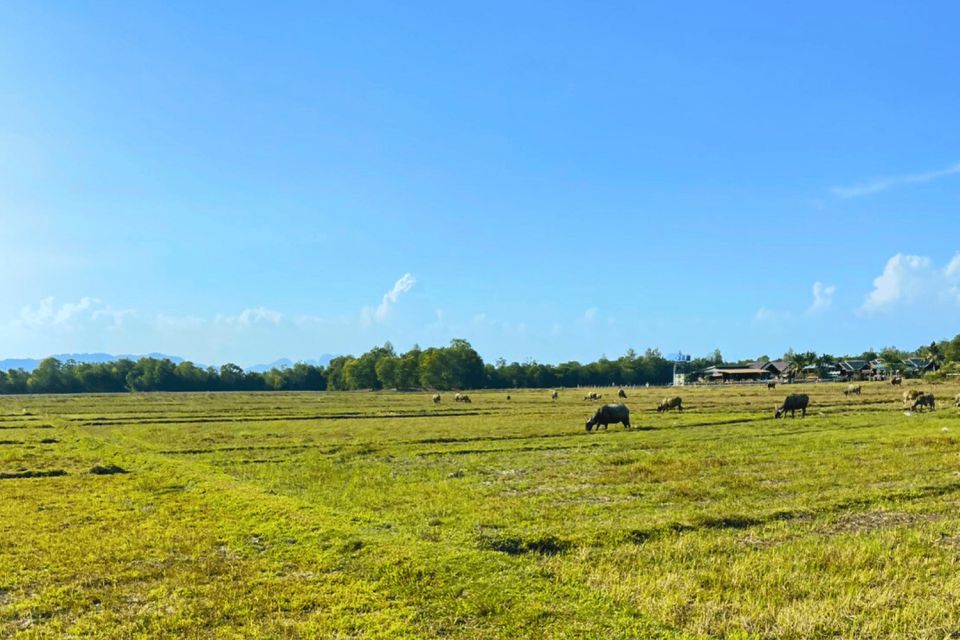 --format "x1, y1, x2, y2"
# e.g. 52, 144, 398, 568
0, 353, 184, 372
247, 354, 336, 373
